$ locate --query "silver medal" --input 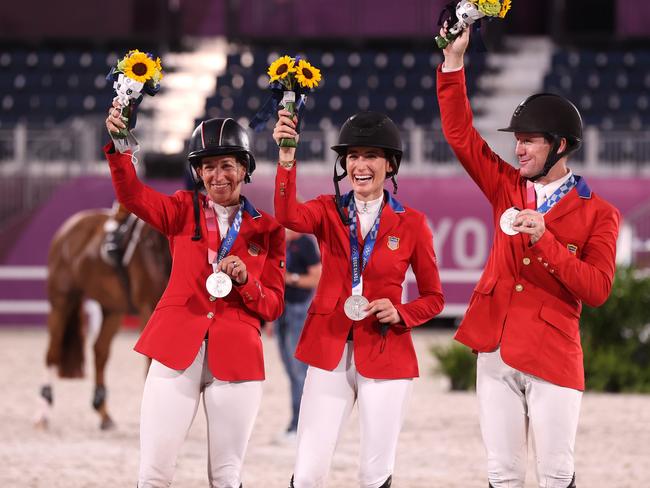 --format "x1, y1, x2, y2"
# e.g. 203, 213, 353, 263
344, 295, 370, 321
499, 207, 521, 236
205, 271, 232, 298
